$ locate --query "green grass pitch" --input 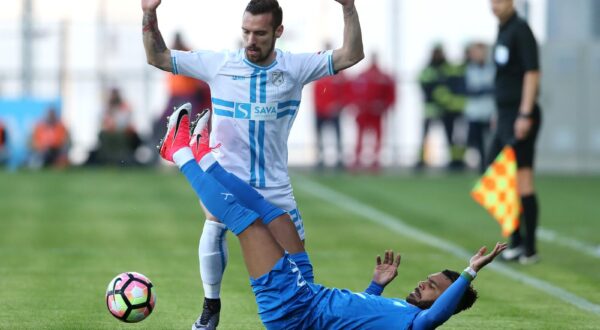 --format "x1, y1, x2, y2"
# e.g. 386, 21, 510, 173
0, 168, 599, 329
